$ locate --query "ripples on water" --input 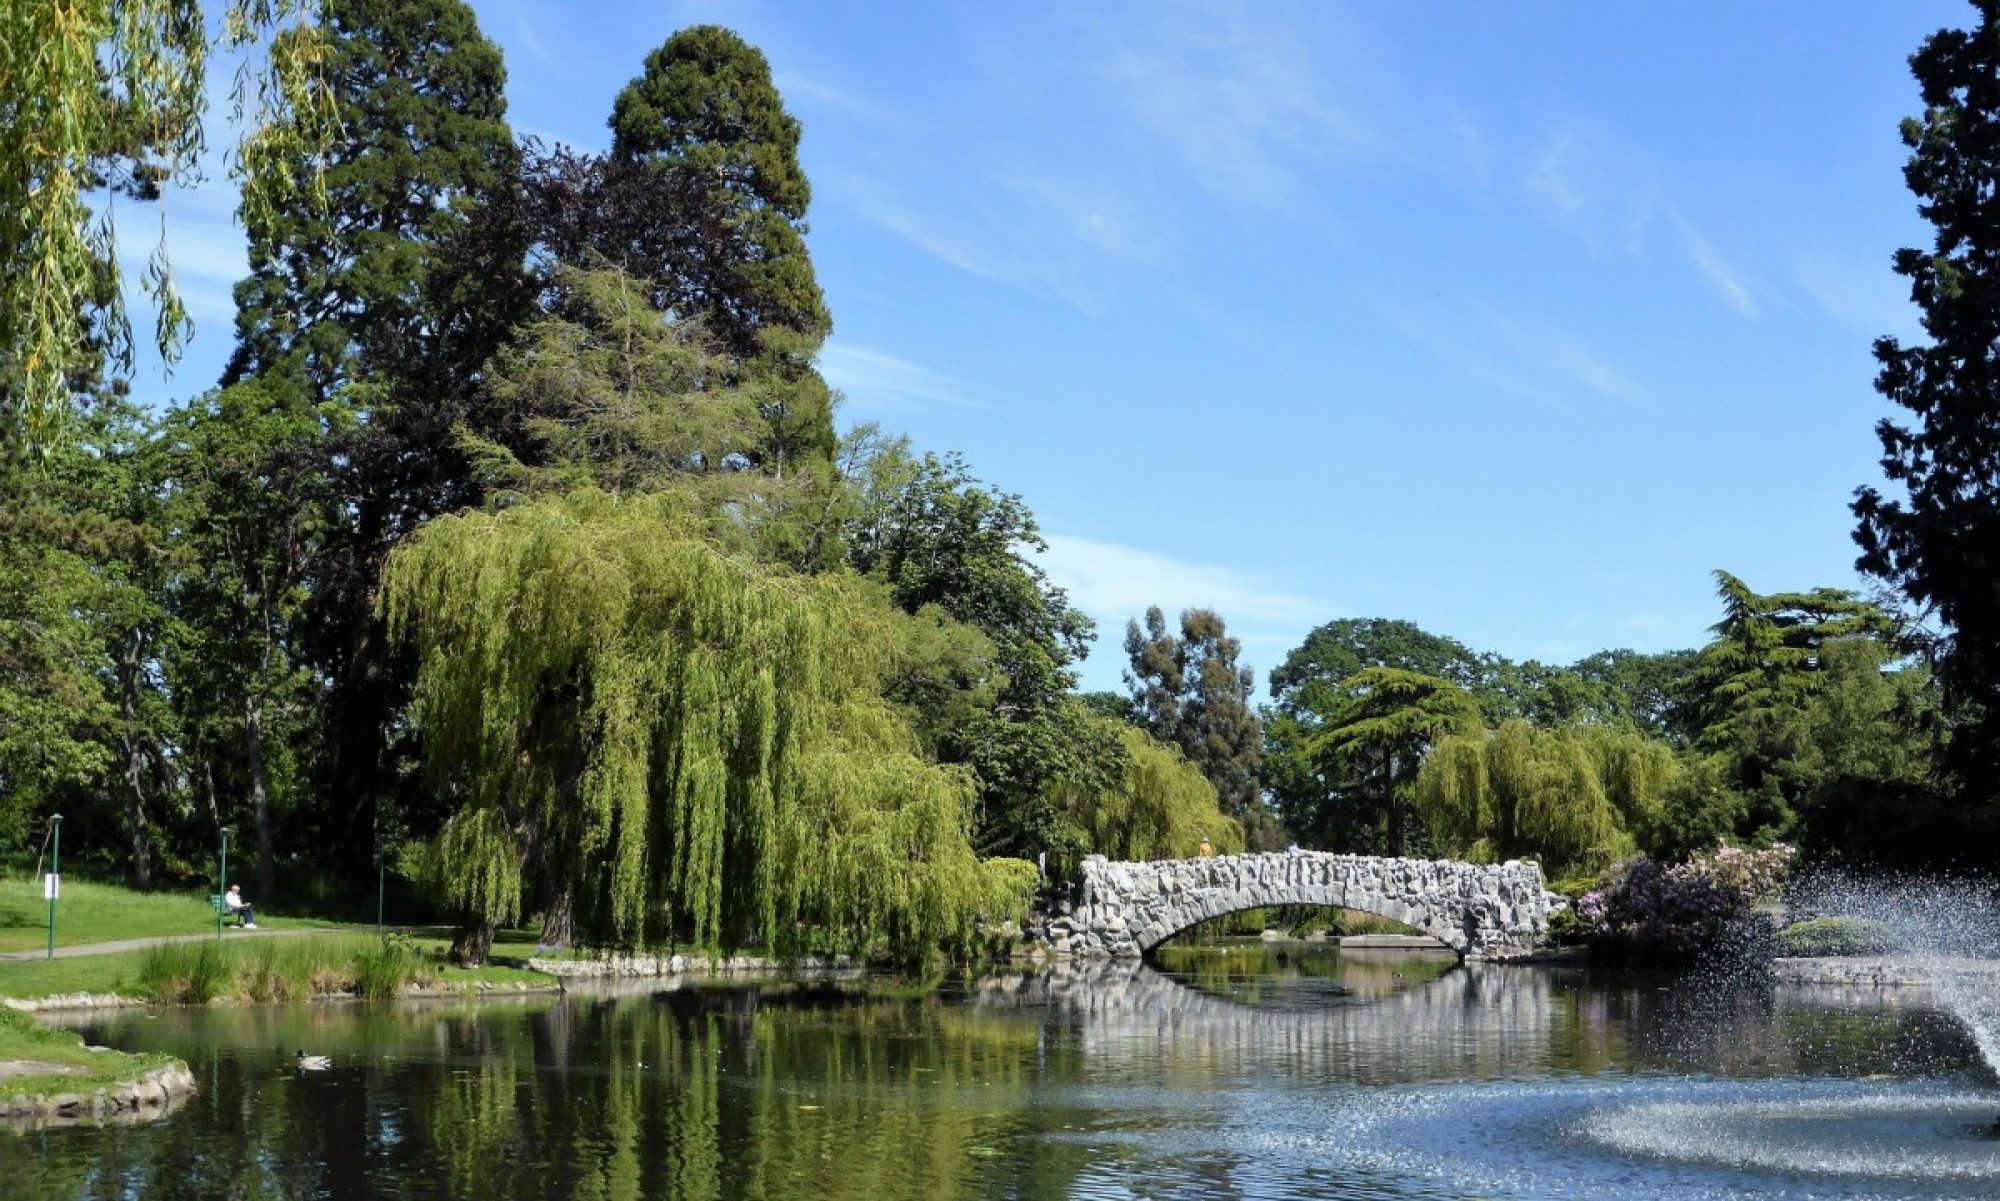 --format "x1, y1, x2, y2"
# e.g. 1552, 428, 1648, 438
0, 940, 1994, 1200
